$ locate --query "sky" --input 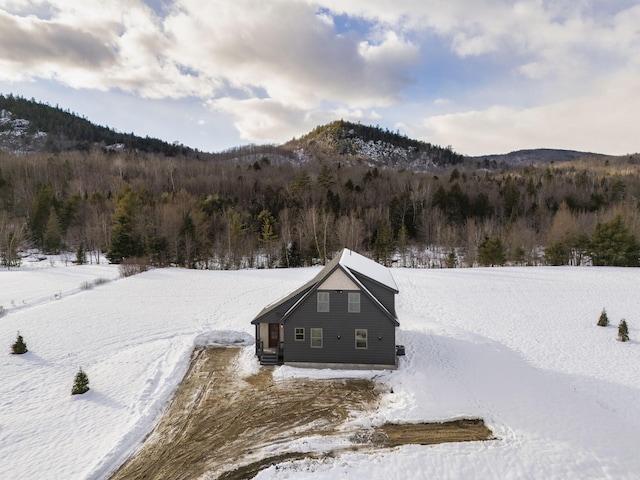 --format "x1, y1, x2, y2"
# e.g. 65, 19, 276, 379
0, 0, 639, 156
